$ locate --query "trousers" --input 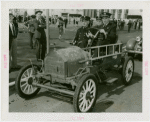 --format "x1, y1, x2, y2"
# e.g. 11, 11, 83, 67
9, 38, 17, 69
29, 32, 34, 48
35, 38, 46, 60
